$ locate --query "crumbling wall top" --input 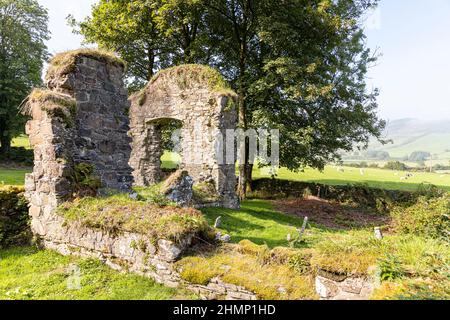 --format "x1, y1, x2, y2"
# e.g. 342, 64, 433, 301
135, 64, 237, 107
46, 49, 126, 79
